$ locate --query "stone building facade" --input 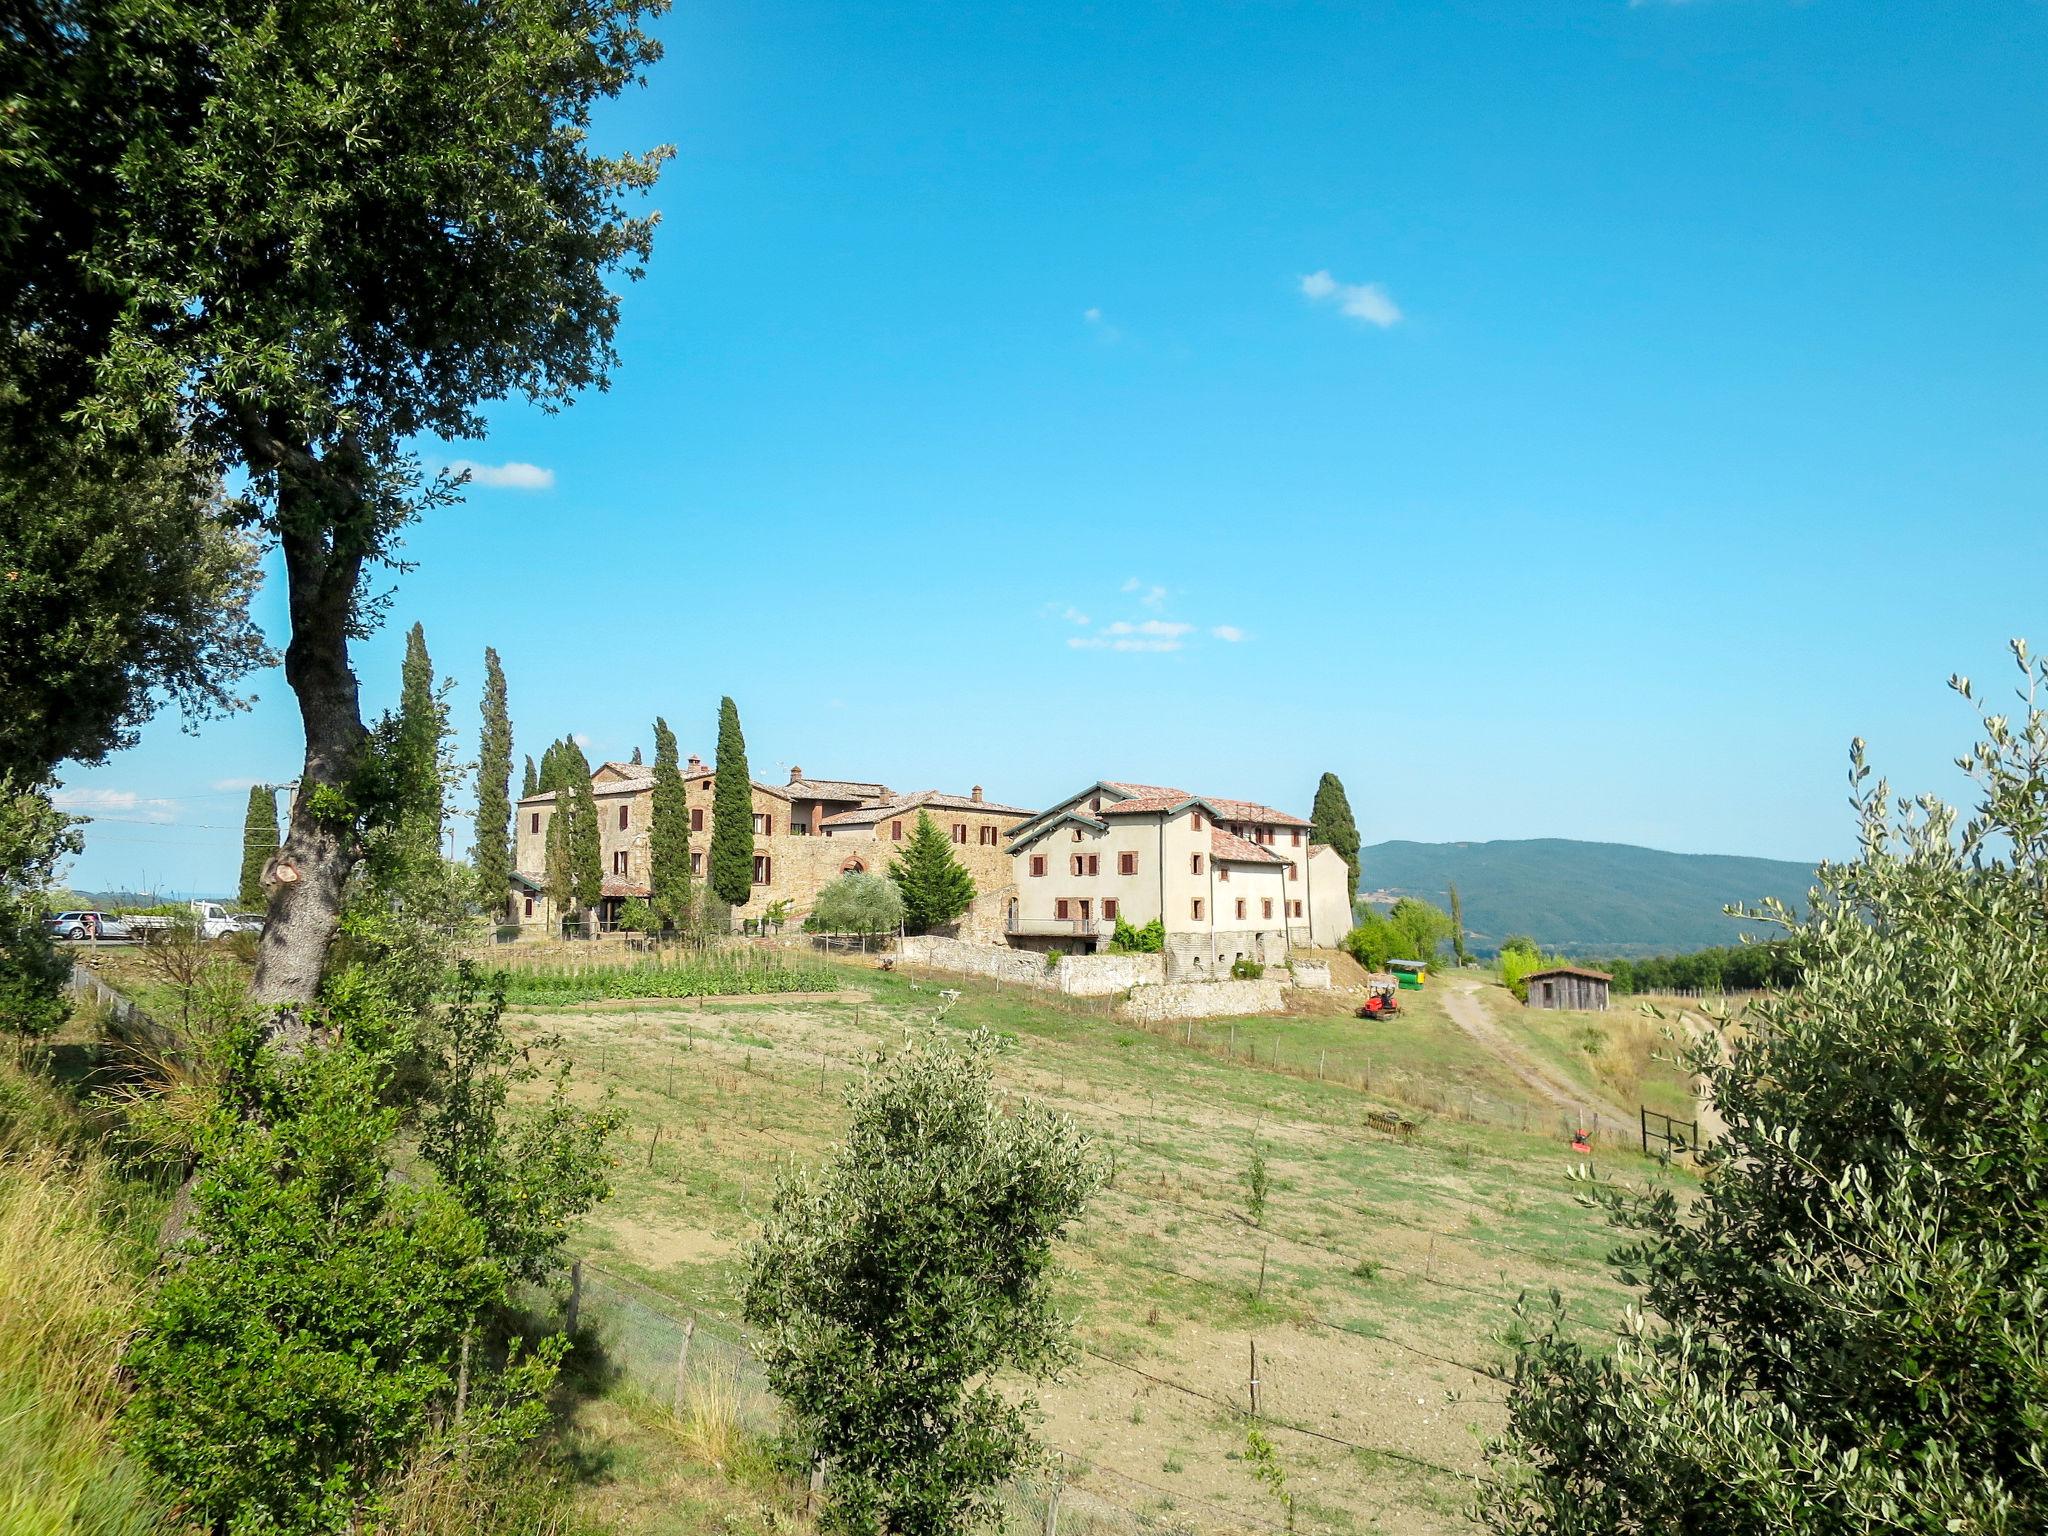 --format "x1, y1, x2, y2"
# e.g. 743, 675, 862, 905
1001, 780, 1353, 975
507, 759, 1032, 936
